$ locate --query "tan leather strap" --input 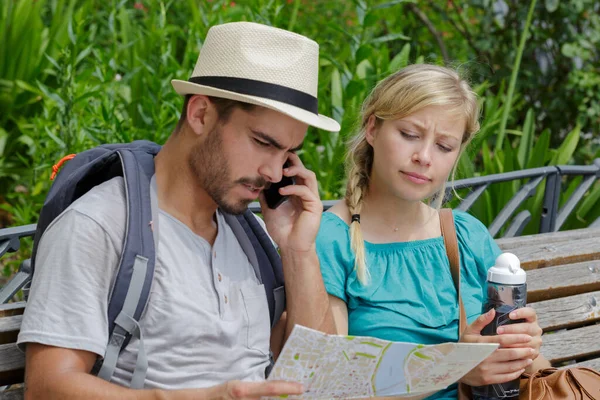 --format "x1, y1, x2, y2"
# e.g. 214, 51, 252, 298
439, 208, 471, 400
439, 208, 467, 335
